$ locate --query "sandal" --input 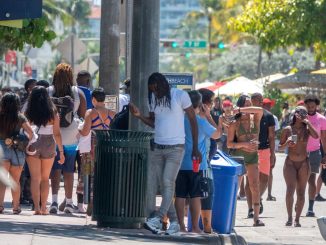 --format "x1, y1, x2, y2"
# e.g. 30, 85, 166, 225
0, 206, 4, 214
266, 195, 276, 201
34, 210, 42, 215
294, 221, 301, 227
41, 210, 49, 215
253, 219, 265, 227
13, 207, 22, 215
285, 220, 293, 226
